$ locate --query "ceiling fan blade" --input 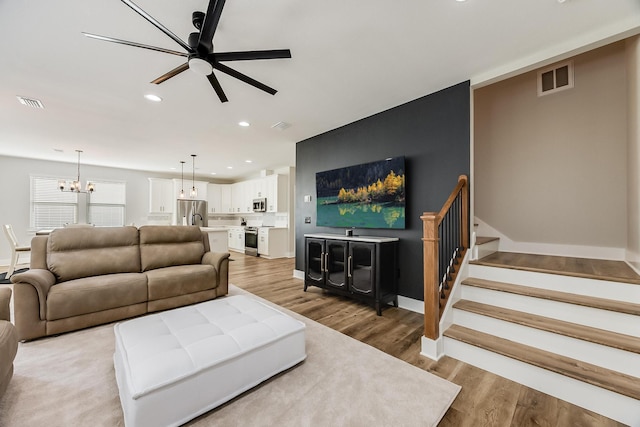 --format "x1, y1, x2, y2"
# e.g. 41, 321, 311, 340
207, 72, 228, 103
120, 0, 194, 53
198, 0, 226, 55
151, 62, 190, 84
214, 49, 292, 62
213, 62, 277, 96
82, 33, 188, 57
